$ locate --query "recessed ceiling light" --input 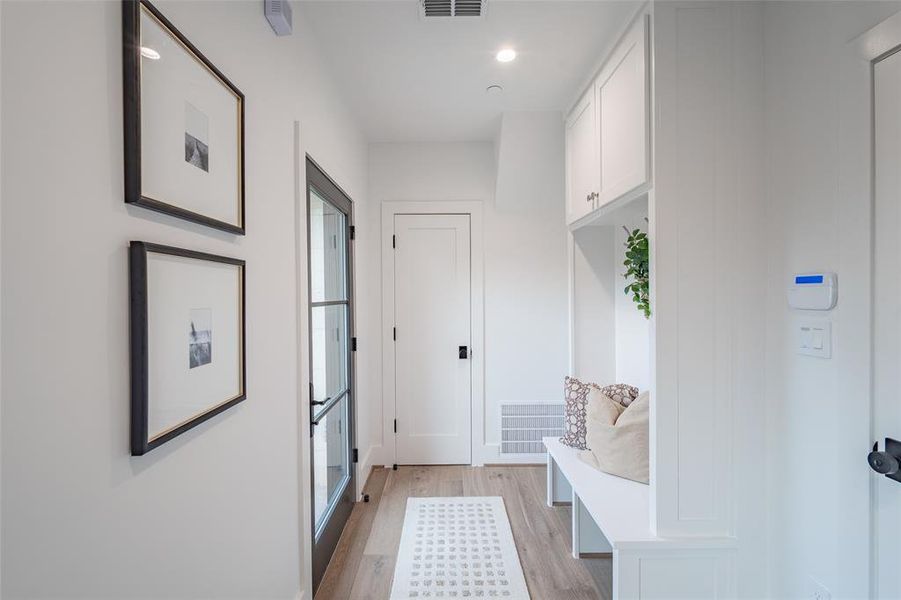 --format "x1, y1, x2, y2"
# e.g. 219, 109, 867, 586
141, 46, 161, 60
496, 48, 516, 63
